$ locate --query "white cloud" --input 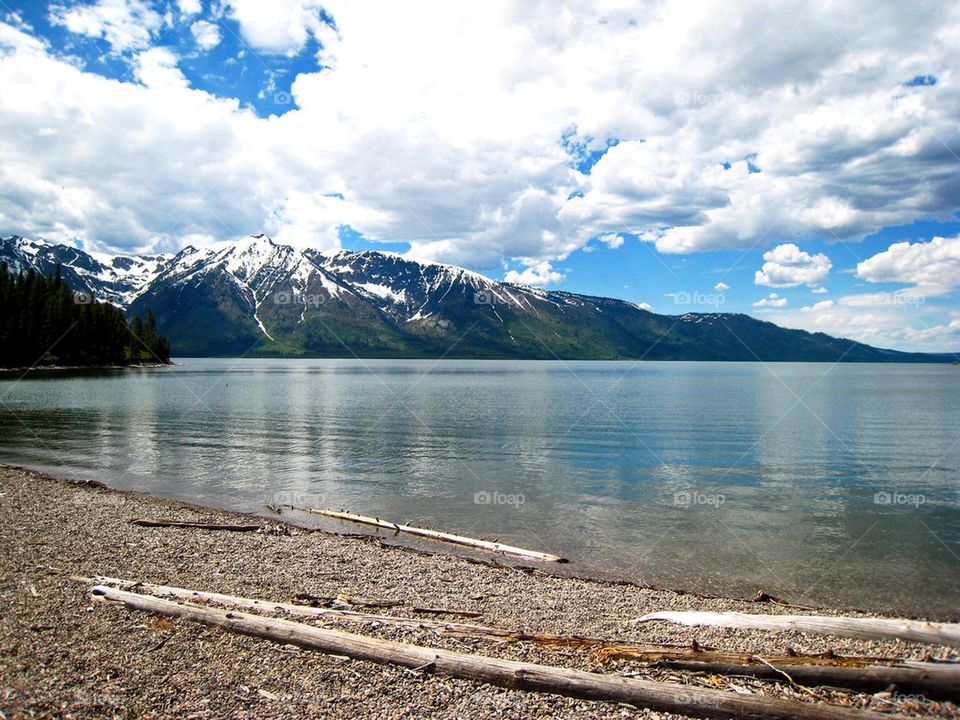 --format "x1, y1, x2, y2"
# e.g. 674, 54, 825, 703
776, 300, 959, 352
49, 0, 163, 54
753, 292, 788, 308
856, 235, 960, 296
134, 47, 188, 89
714, 281, 730, 292
177, 0, 202, 16
504, 261, 565, 288
754, 243, 831, 288
2, 0, 959, 278
598, 233, 624, 249
225, 0, 333, 55
638, 302, 653, 311
190, 20, 220, 50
